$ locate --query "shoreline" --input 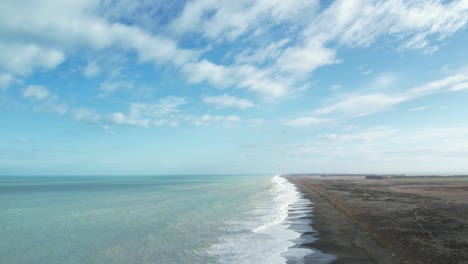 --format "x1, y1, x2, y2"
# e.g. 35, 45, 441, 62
286, 175, 468, 264
286, 176, 395, 264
